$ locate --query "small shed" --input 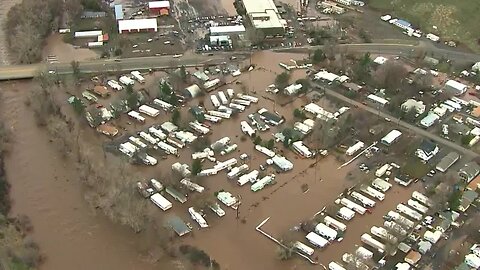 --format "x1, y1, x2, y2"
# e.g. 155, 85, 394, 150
167, 216, 191, 236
